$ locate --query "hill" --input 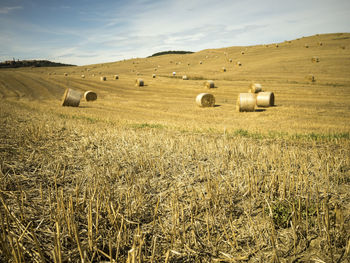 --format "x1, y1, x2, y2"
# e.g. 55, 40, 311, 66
0, 33, 349, 262
148, 50, 194, 57
0, 59, 75, 68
